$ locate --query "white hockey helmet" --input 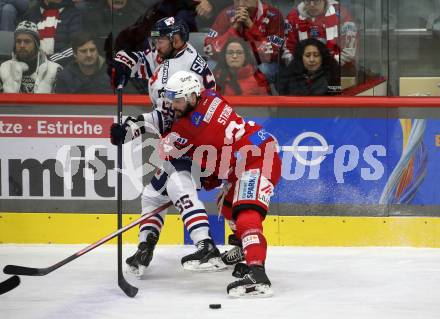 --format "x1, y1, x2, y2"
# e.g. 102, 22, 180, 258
164, 71, 201, 102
